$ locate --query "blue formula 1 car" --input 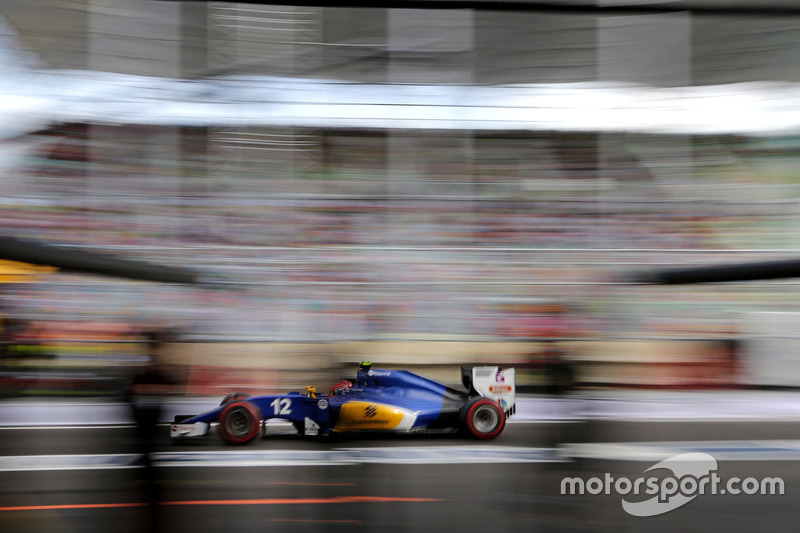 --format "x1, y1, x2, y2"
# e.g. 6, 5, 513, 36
171, 363, 516, 444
